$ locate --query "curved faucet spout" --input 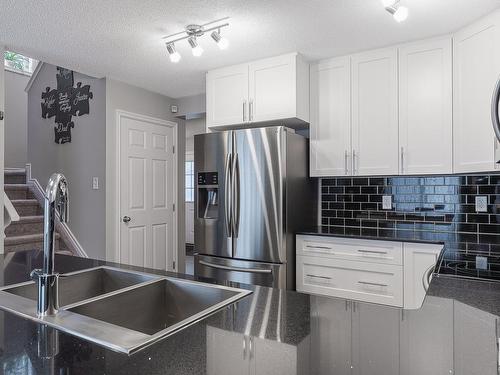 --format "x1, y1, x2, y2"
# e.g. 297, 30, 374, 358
34, 173, 69, 316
